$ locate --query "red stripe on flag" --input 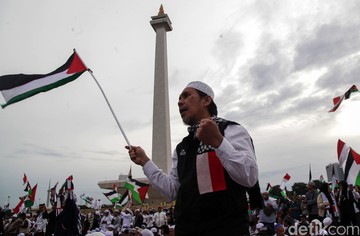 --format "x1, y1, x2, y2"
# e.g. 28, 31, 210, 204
208, 151, 226, 192
337, 139, 345, 159
138, 186, 149, 203
333, 96, 342, 106
329, 96, 344, 112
